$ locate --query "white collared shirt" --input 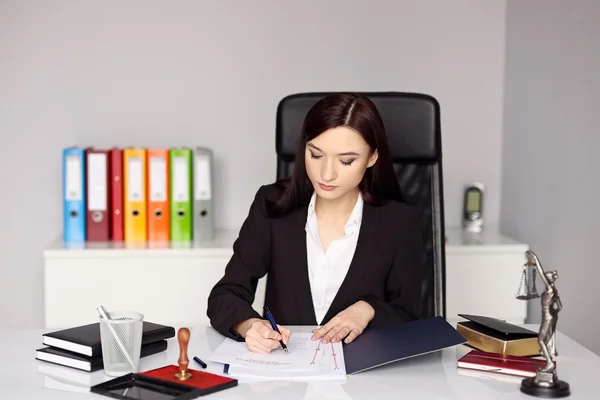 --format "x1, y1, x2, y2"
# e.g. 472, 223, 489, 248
305, 192, 363, 324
